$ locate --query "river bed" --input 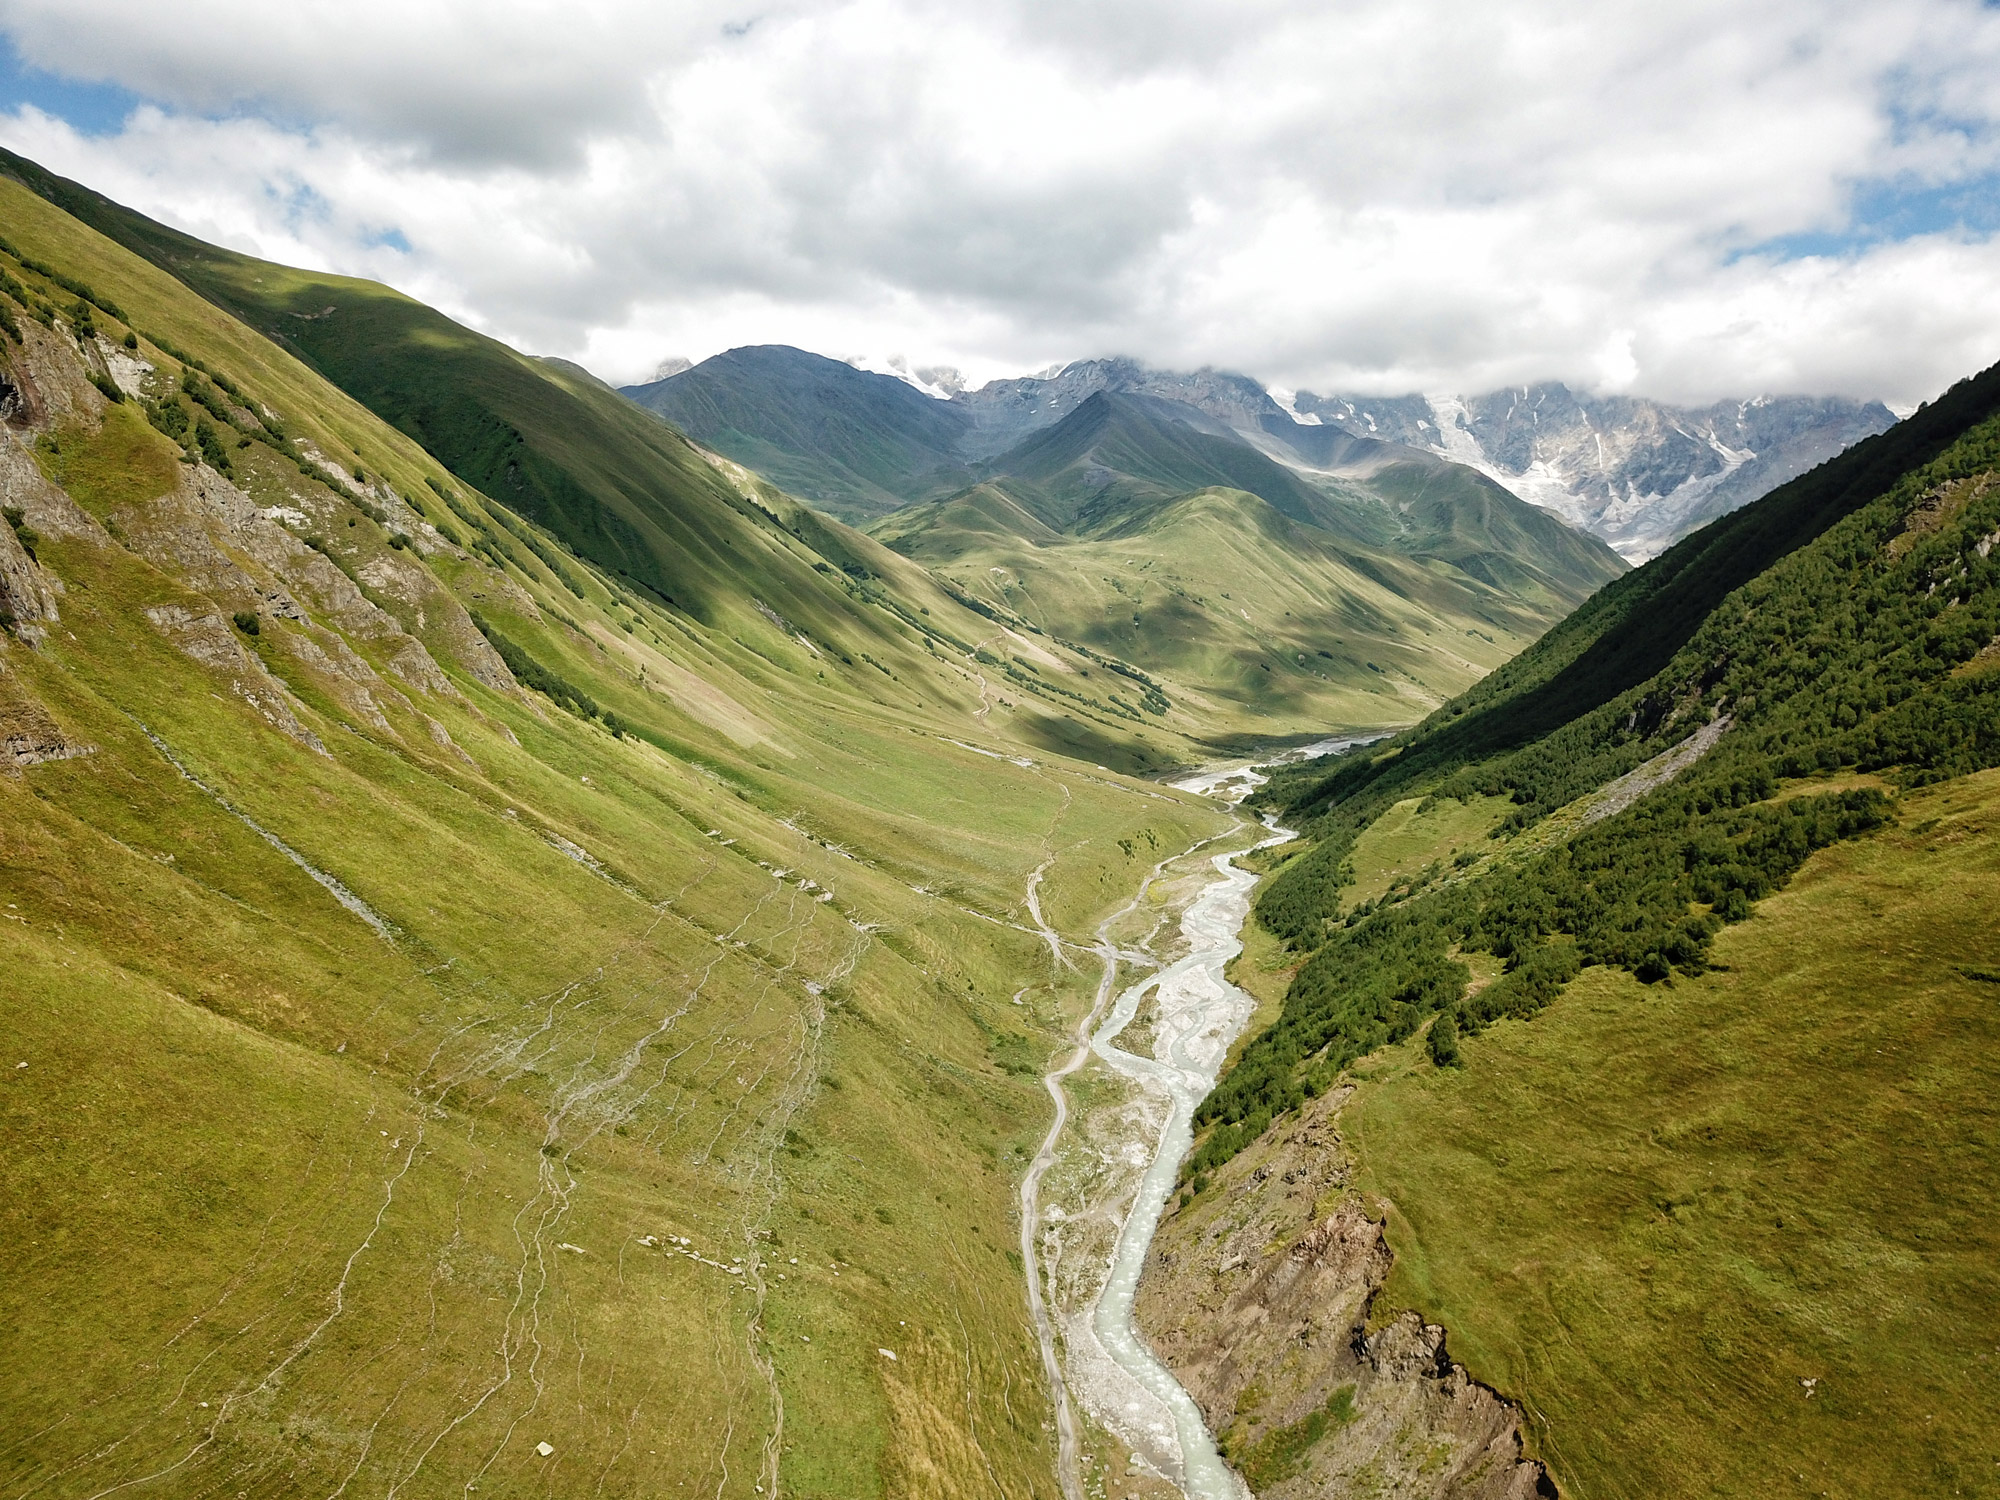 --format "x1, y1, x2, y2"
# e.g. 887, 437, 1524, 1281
1083, 809, 1293, 1498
